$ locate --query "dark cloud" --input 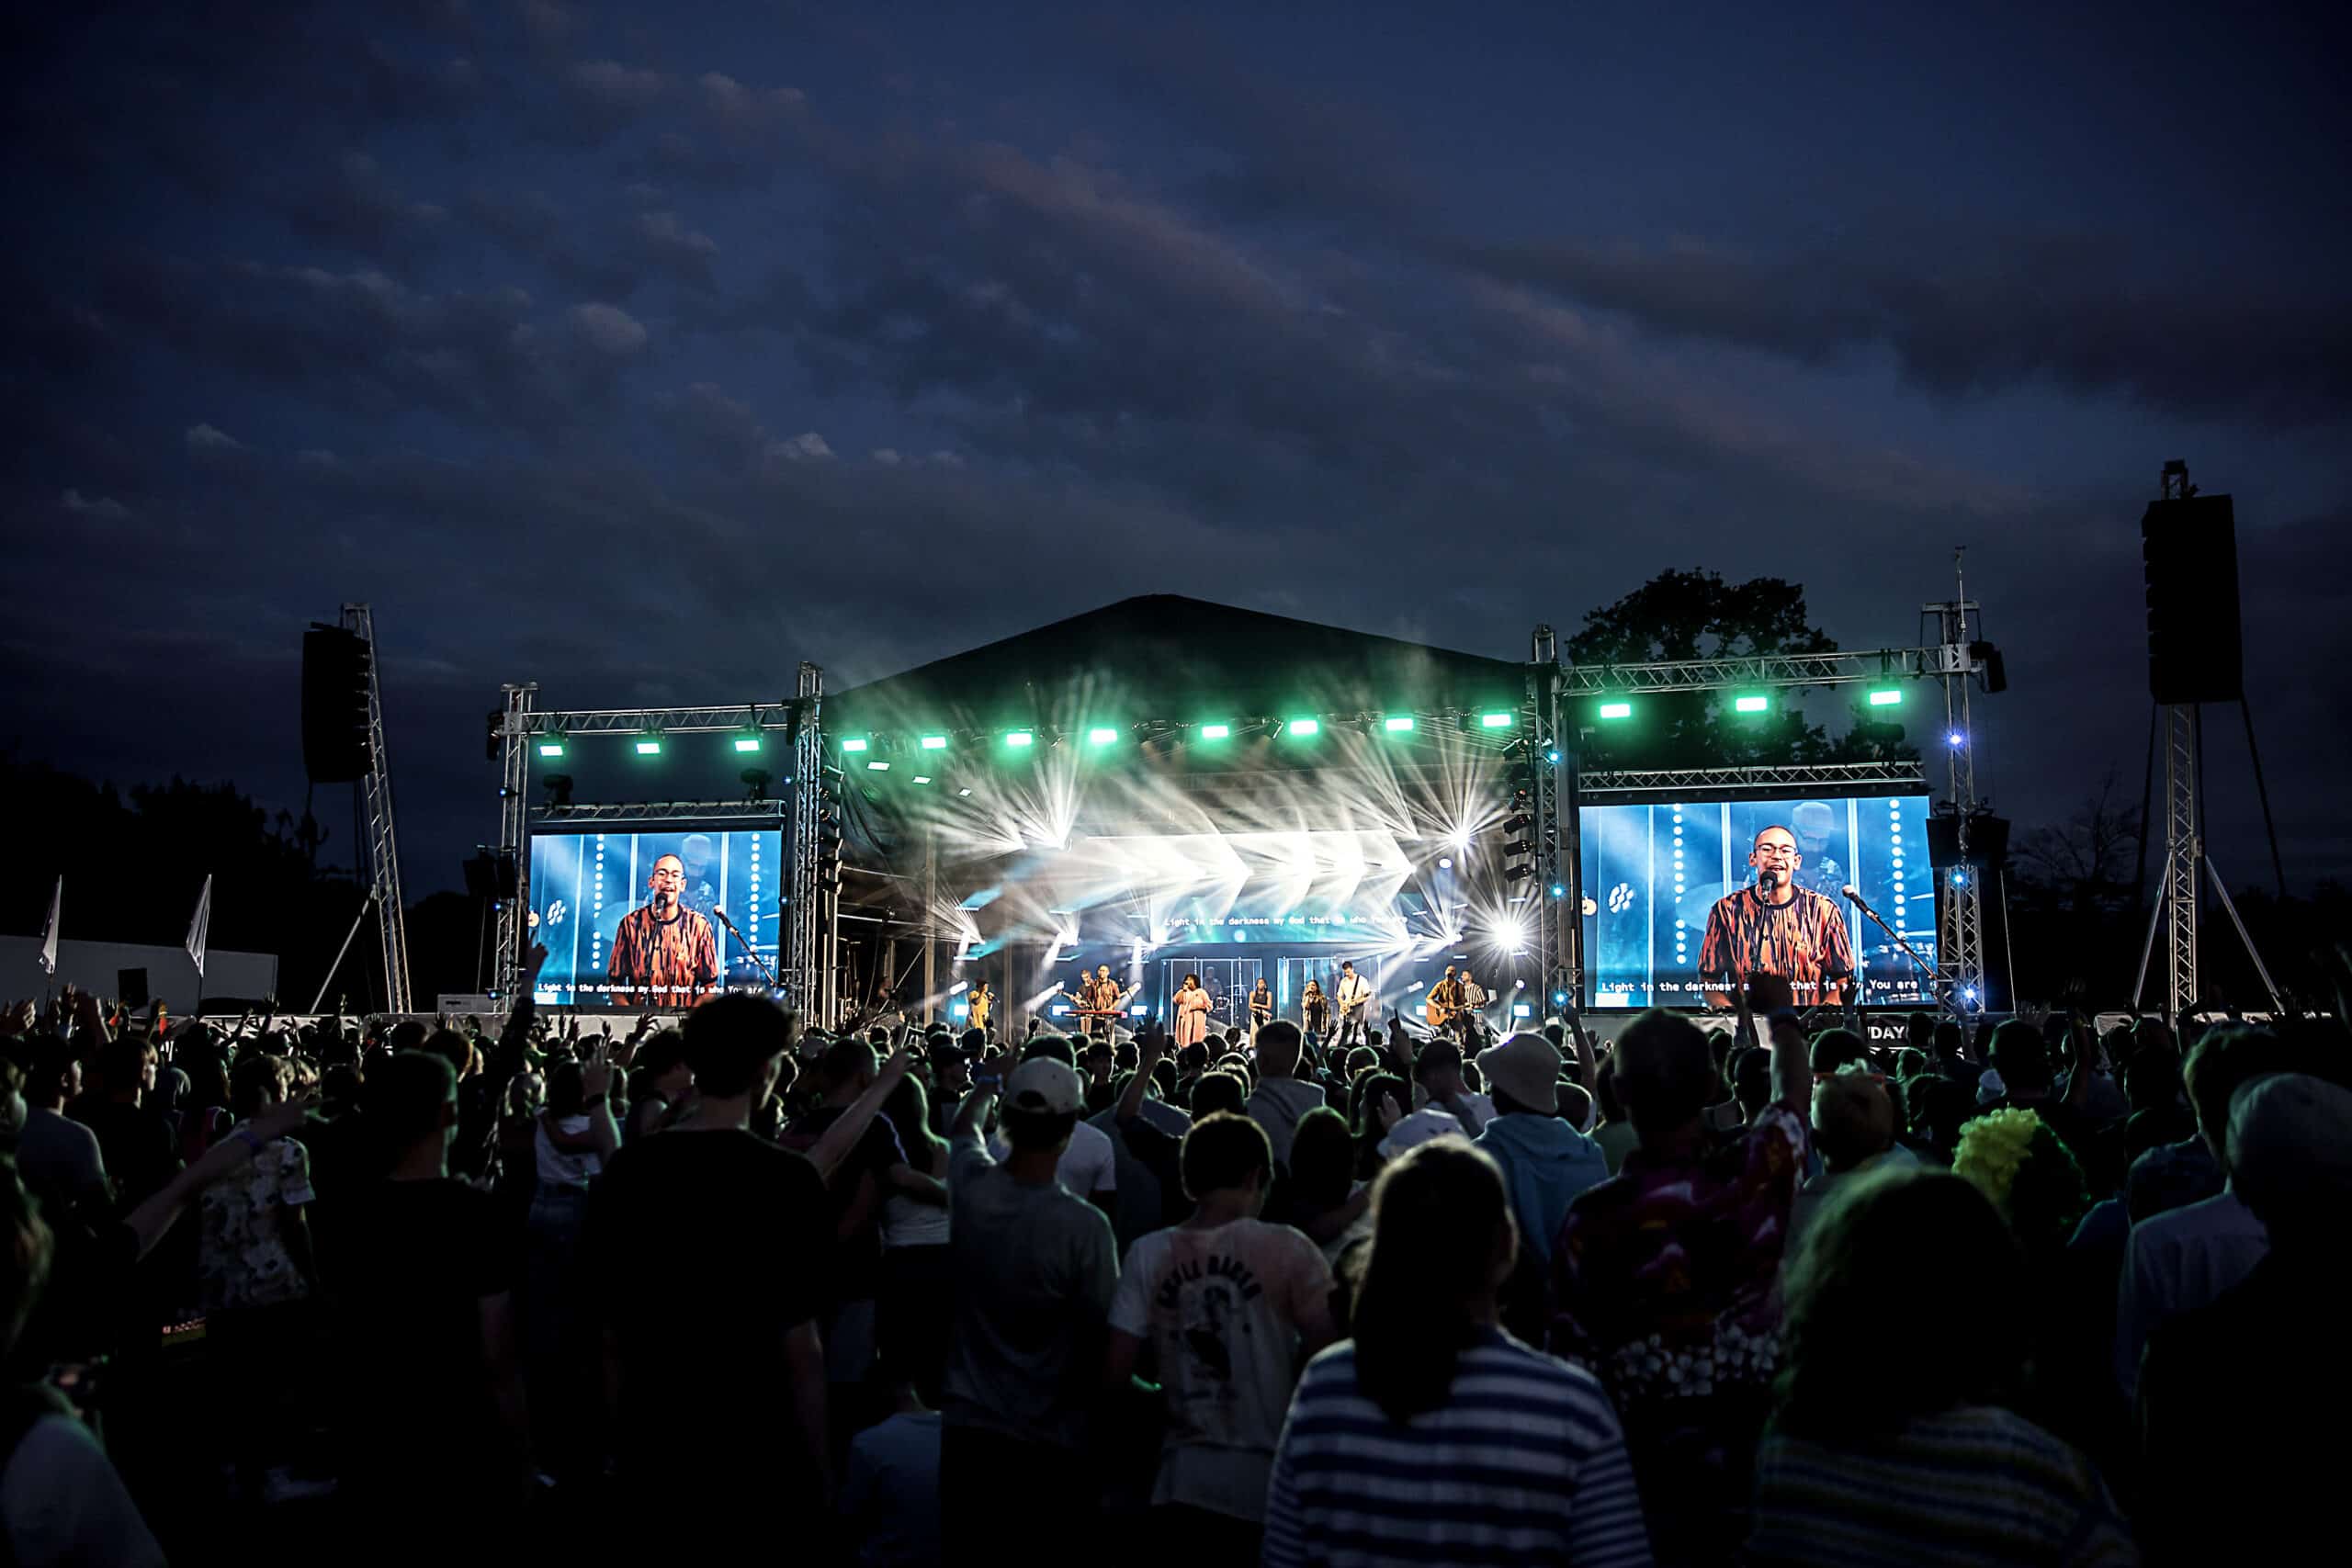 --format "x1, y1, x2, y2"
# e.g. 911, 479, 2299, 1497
1101, 17, 1435, 231
1463, 232, 2352, 427
462, 186, 718, 295
95, 255, 646, 438
271, 152, 450, 262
